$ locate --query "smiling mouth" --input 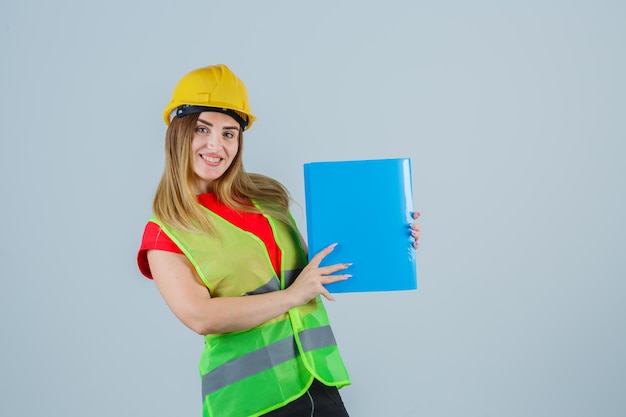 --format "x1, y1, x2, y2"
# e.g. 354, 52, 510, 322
201, 155, 221, 163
